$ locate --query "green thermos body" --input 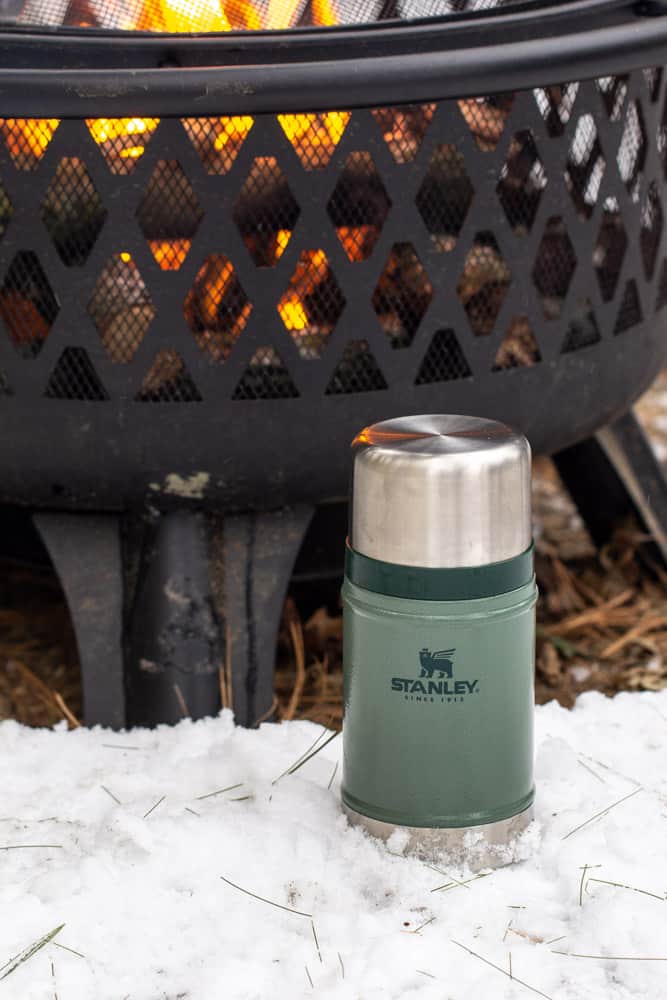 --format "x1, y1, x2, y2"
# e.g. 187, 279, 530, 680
342, 415, 537, 867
